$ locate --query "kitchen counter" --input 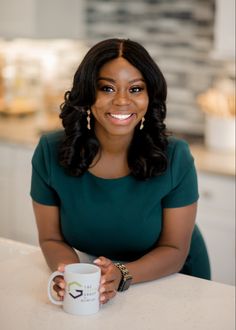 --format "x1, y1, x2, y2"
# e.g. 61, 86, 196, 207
0, 238, 235, 330
0, 113, 61, 147
0, 115, 235, 176
190, 143, 235, 176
